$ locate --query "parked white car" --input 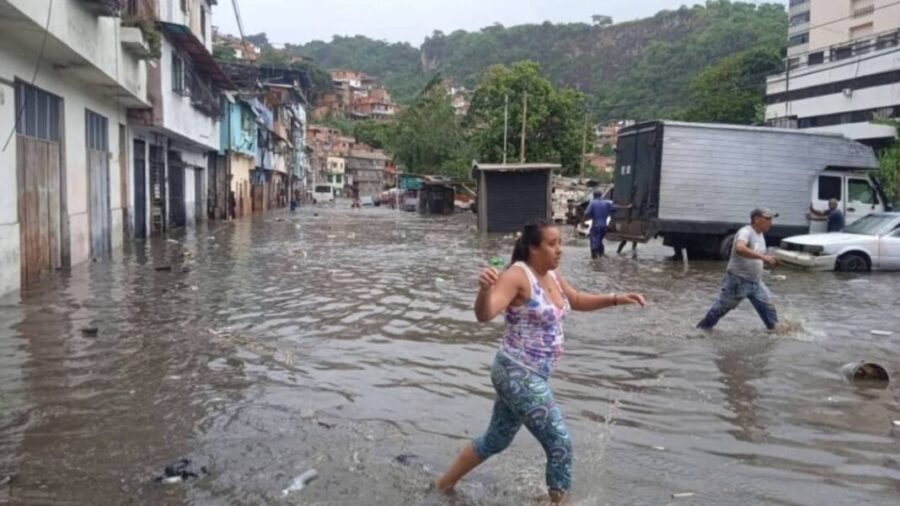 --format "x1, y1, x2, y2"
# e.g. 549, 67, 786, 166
312, 185, 335, 205
774, 213, 900, 272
